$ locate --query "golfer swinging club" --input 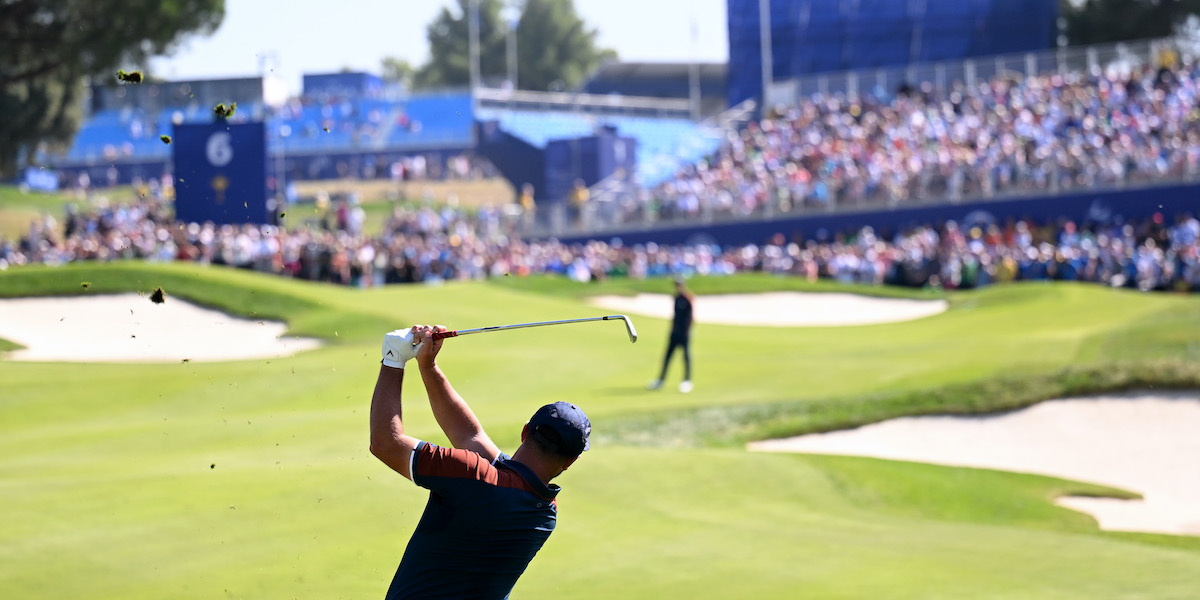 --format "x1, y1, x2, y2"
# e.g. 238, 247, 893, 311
369, 324, 591, 599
